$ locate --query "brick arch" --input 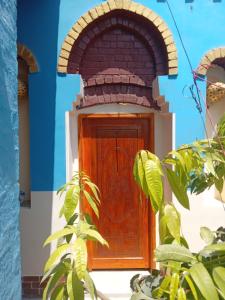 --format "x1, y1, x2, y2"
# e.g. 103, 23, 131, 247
197, 47, 225, 76
58, 0, 177, 109
17, 44, 39, 73
58, 0, 178, 74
